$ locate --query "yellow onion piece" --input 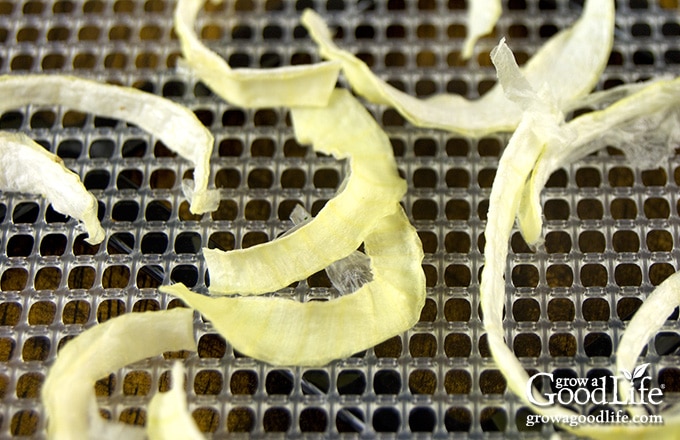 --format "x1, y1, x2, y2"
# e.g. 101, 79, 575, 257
0, 131, 104, 243
42, 308, 196, 440
203, 89, 406, 295
462, 0, 502, 60
0, 74, 219, 214
162, 207, 425, 366
301, 0, 613, 136
147, 362, 204, 440
174, 0, 340, 108
481, 37, 566, 330
518, 77, 680, 245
